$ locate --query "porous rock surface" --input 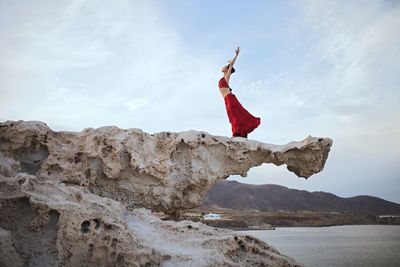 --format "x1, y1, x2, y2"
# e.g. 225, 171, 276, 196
0, 120, 332, 266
